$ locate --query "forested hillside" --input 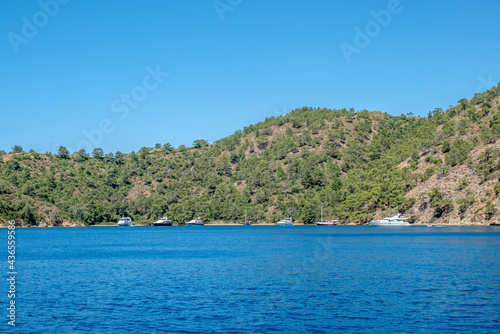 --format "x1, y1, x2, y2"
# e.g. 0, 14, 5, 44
1, 84, 499, 226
